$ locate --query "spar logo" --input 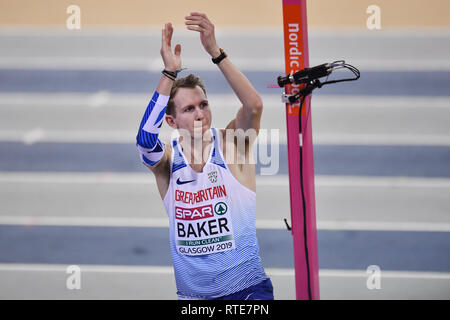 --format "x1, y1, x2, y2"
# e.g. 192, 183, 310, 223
214, 202, 228, 215
175, 202, 229, 220
175, 205, 213, 221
